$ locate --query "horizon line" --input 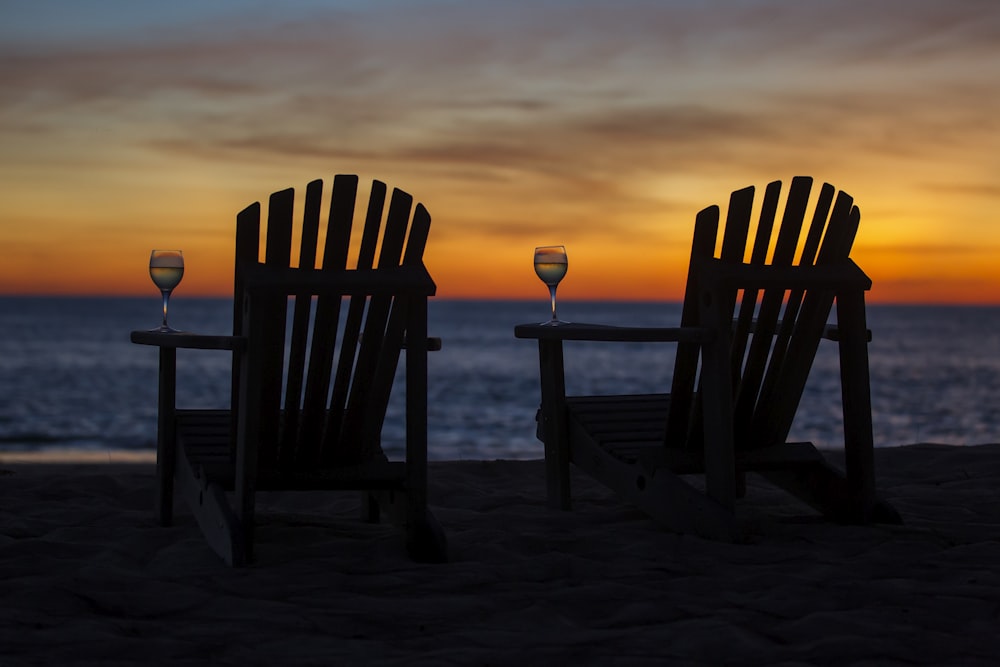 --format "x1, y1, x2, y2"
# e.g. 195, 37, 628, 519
1, 293, 998, 308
